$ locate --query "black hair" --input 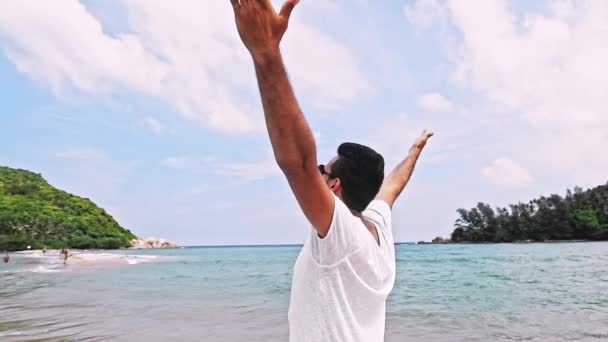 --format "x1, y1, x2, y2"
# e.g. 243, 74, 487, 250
331, 143, 384, 212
